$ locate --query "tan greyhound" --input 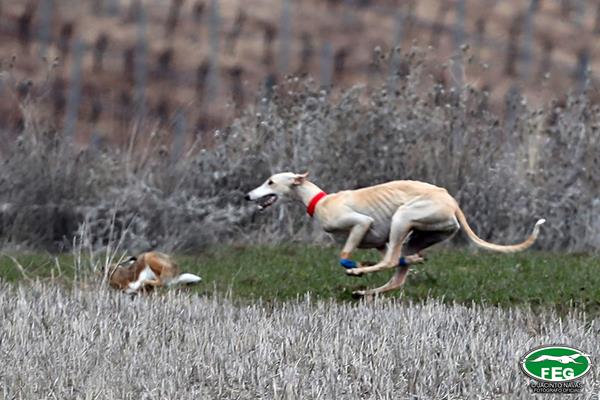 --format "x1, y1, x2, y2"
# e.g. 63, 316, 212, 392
107, 251, 201, 294
245, 172, 545, 297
